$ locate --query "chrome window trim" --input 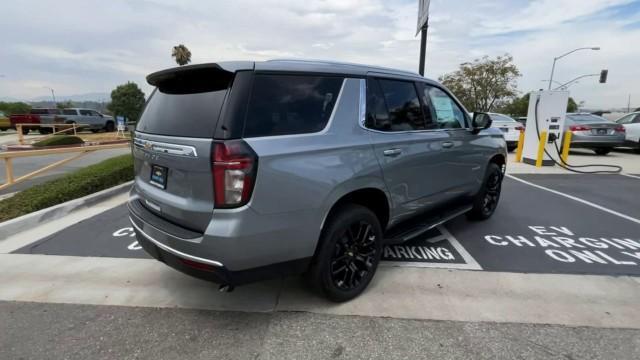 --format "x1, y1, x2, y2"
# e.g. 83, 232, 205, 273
133, 138, 198, 157
129, 216, 223, 267
357, 78, 472, 135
